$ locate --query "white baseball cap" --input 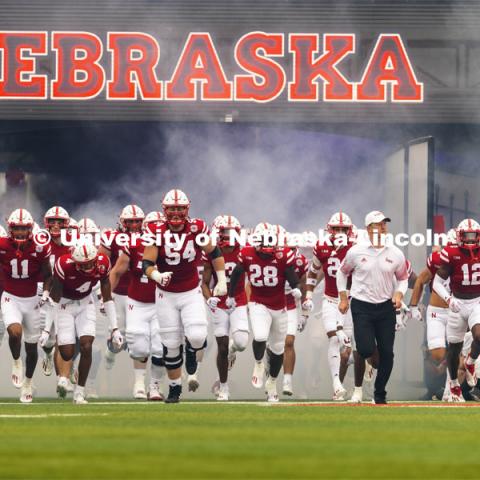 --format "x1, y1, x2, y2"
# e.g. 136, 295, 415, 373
365, 210, 391, 227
